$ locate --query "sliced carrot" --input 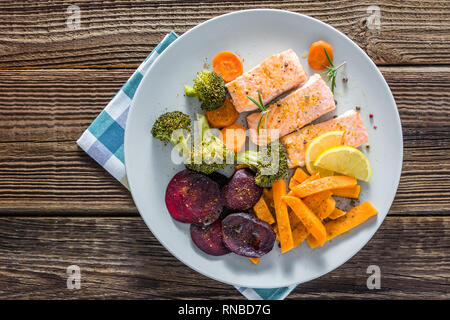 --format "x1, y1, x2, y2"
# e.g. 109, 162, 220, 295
292, 176, 357, 198
303, 191, 335, 220
206, 98, 239, 128
332, 185, 361, 199
282, 195, 327, 246
308, 40, 333, 70
307, 201, 378, 248
213, 51, 243, 82
289, 178, 300, 190
272, 179, 294, 253
220, 123, 246, 152
293, 168, 310, 183
328, 208, 346, 220
249, 257, 260, 264
253, 196, 275, 225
